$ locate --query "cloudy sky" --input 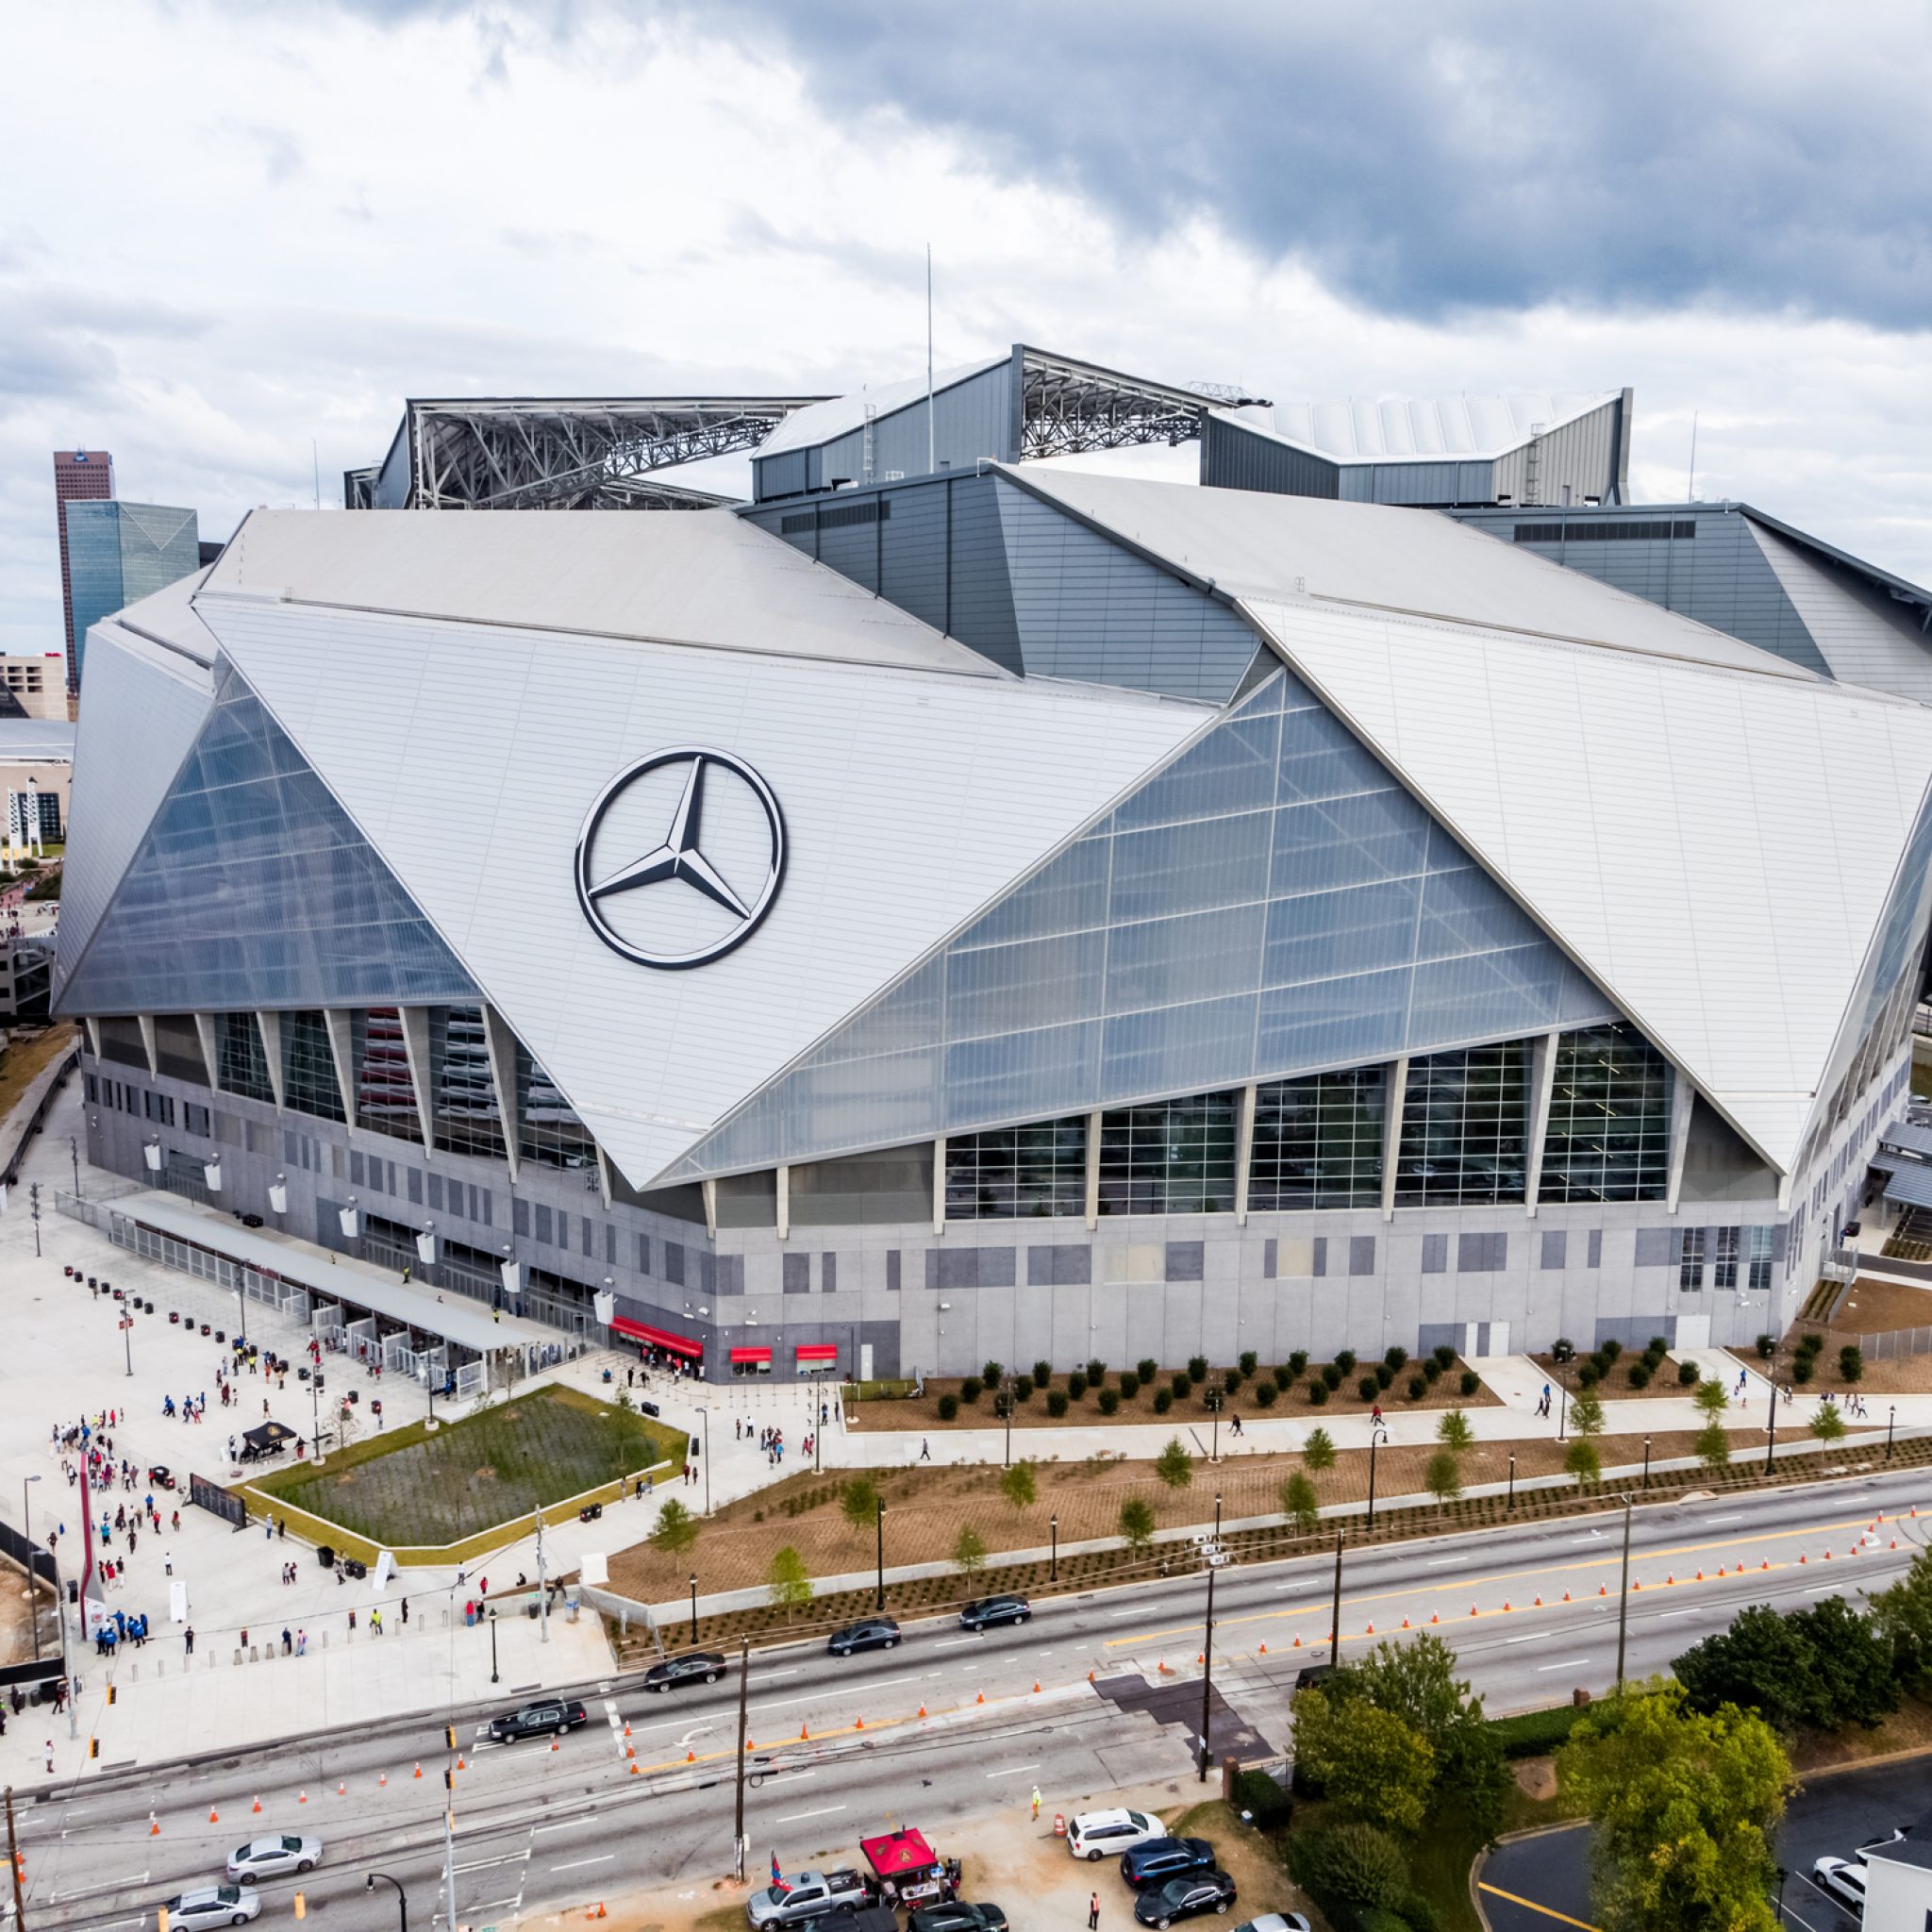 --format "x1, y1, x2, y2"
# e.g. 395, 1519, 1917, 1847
3, 0, 1928, 657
